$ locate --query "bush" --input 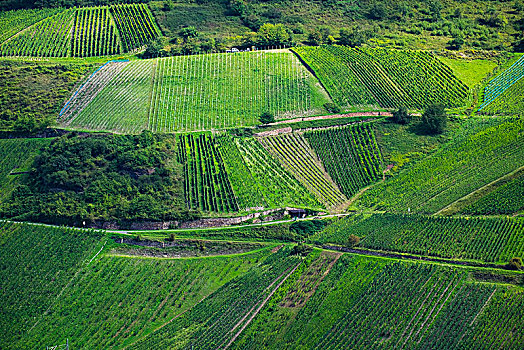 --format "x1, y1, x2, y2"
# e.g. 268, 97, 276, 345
259, 111, 275, 124
290, 242, 312, 256
421, 104, 447, 134
346, 234, 360, 247
447, 36, 465, 50
392, 107, 411, 125
290, 220, 328, 237
324, 102, 342, 114
507, 257, 522, 270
